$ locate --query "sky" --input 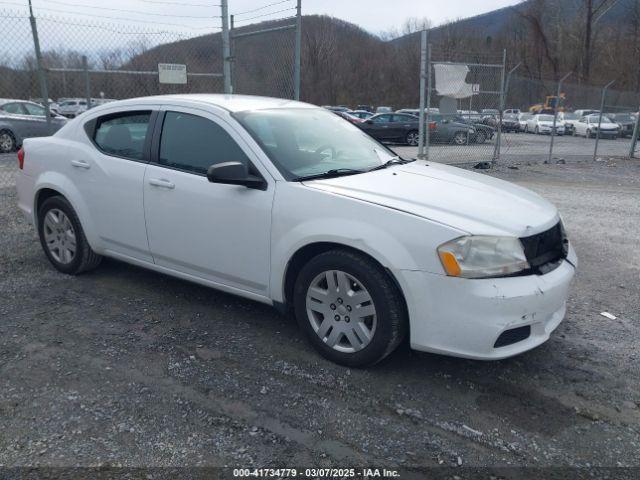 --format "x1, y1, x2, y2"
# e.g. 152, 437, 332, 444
0, 0, 522, 62
9, 0, 523, 35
